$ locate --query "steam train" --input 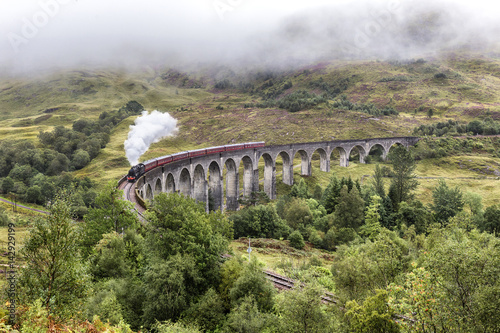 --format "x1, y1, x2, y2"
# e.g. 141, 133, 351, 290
127, 141, 265, 182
